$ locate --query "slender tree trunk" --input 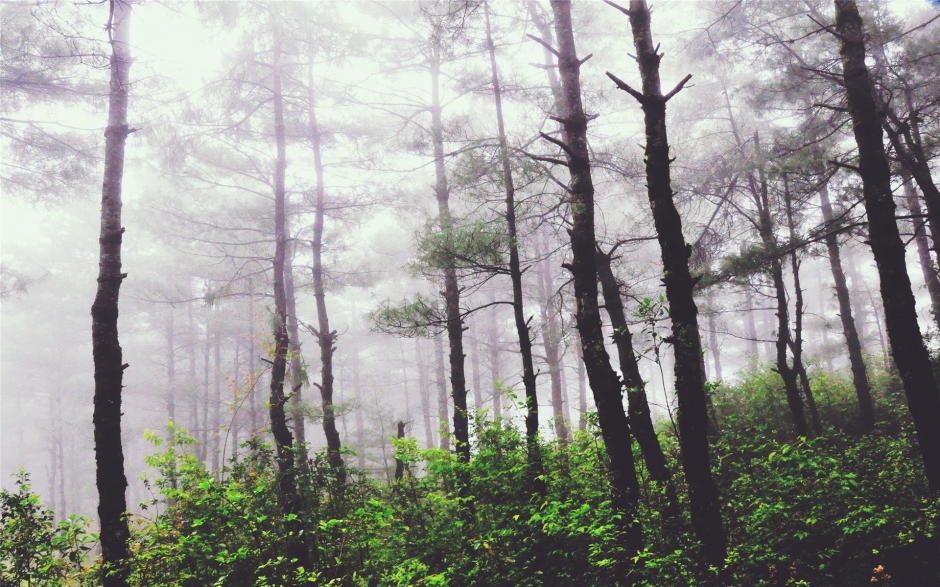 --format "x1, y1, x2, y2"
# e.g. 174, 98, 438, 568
904, 180, 940, 333
573, 321, 588, 430
248, 289, 258, 436
536, 237, 569, 441
211, 332, 221, 473
166, 308, 176, 431
434, 330, 450, 450
488, 304, 503, 419
607, 0, 725, 564
706, 291, 723, 382
835, 0, 940, 492
353, 341, 366, 470
784, 177, 822, 436
428, 39, 469, 464
394, 420, 406, 482
268, 14, 308, 571
469, 335, 484, 410
306, 29, 344, 483
91, 2, 132, 583
416, 338, 434, 449
744, 289, 760, 367
485, 1, 543, 492
597, 248, 679, 516
820, 184, 874, 432
549, 0, 642, 560
188, 300, 200, 447
285, 238, 307, 454
201, 323, 210, 463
